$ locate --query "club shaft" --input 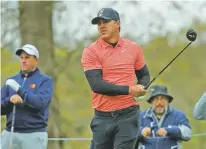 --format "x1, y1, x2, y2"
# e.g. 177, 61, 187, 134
145, 42, 192, 89
9, 105, 16, 149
